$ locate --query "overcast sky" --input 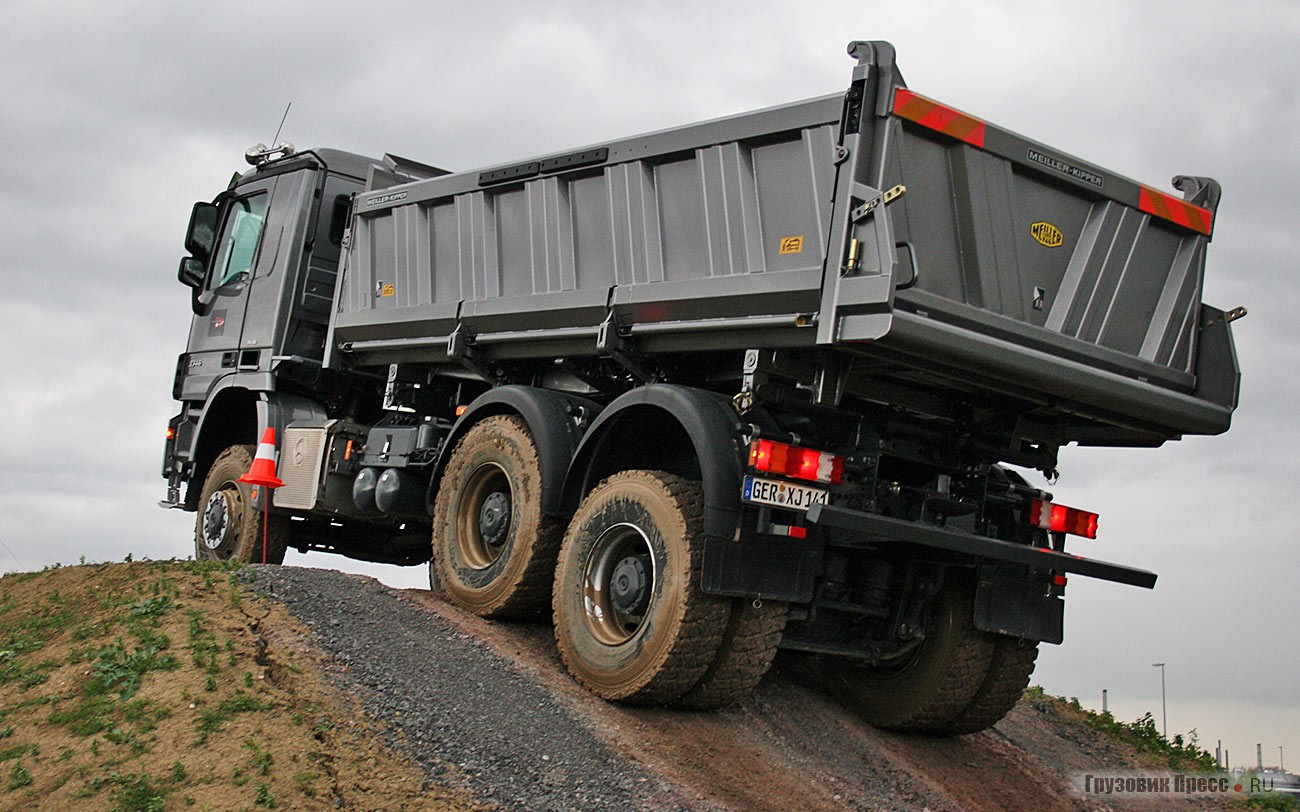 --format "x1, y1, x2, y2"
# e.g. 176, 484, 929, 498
2, 0, 1295, 770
